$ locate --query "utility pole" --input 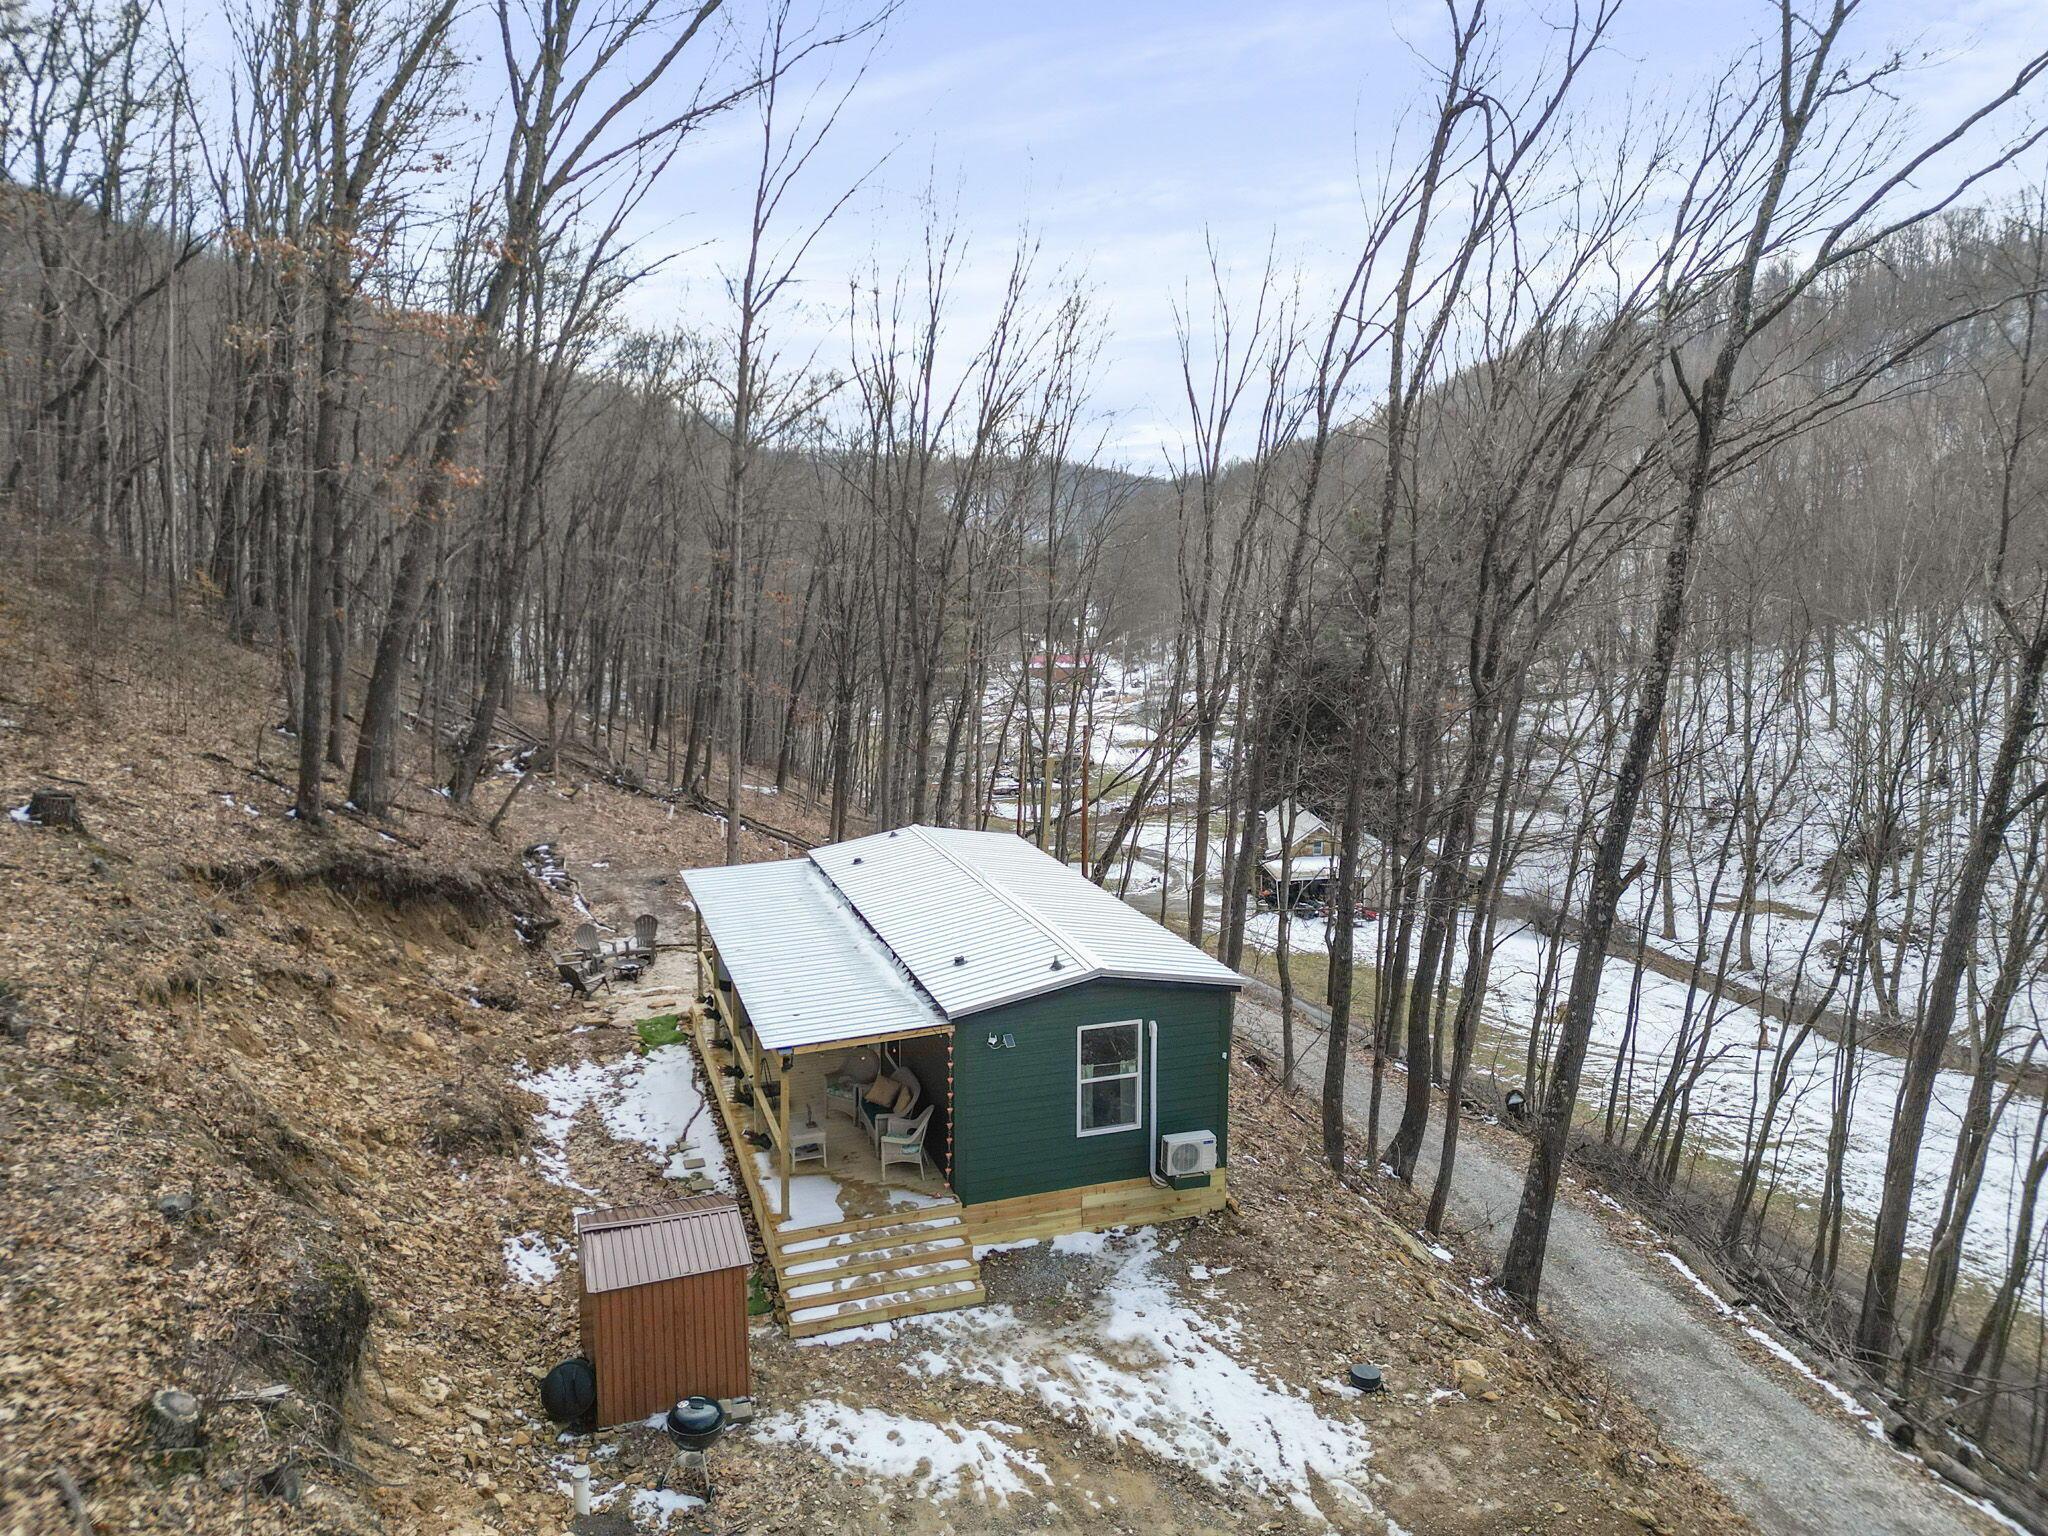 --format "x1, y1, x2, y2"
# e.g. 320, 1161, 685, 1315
1040, 746, 1055, 851
1038, 641, 1056, 850
1078, 722, 1091, 874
